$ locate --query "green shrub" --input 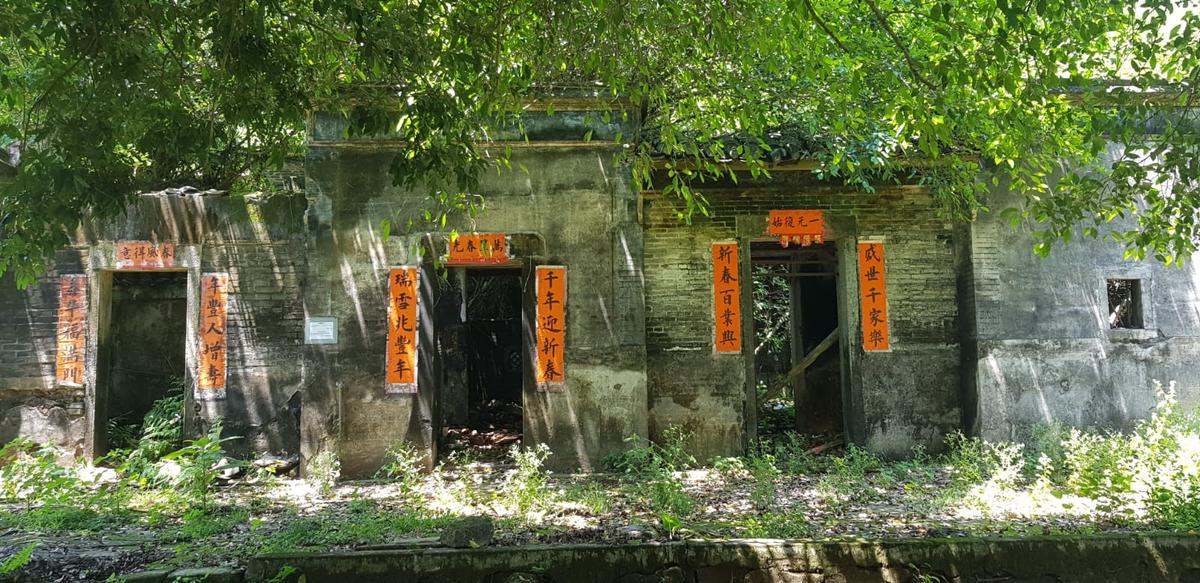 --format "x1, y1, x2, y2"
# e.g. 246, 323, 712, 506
107, 390, 185, 483
159, 420, 239, 504
0, 438, 87, 504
